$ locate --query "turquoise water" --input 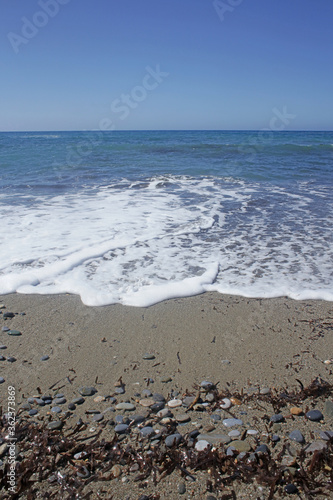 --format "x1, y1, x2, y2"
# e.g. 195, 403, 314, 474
0, 130, 332, 306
